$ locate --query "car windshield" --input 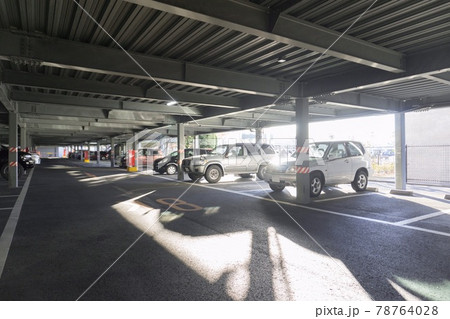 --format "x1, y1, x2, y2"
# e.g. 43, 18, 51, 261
211, 145, 228, 156
289, 143, 330, 159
